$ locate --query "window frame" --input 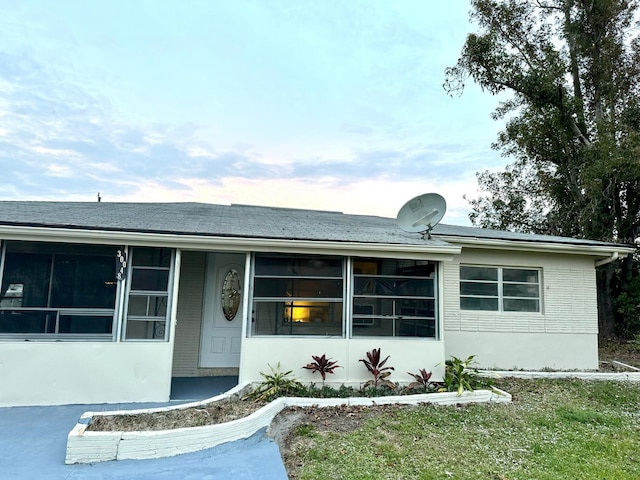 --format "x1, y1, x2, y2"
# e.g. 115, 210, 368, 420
248, 254, 440, 340
0, 240, 120, 341
351, 258, 438, 339
249, 254, 345, 337
121, 247, 175, 342
459, 265, 541, 313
